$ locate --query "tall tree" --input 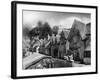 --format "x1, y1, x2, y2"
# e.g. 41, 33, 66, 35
29, 21, 52, 40
42, 22, 52, 37
52, 26, 59, 36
